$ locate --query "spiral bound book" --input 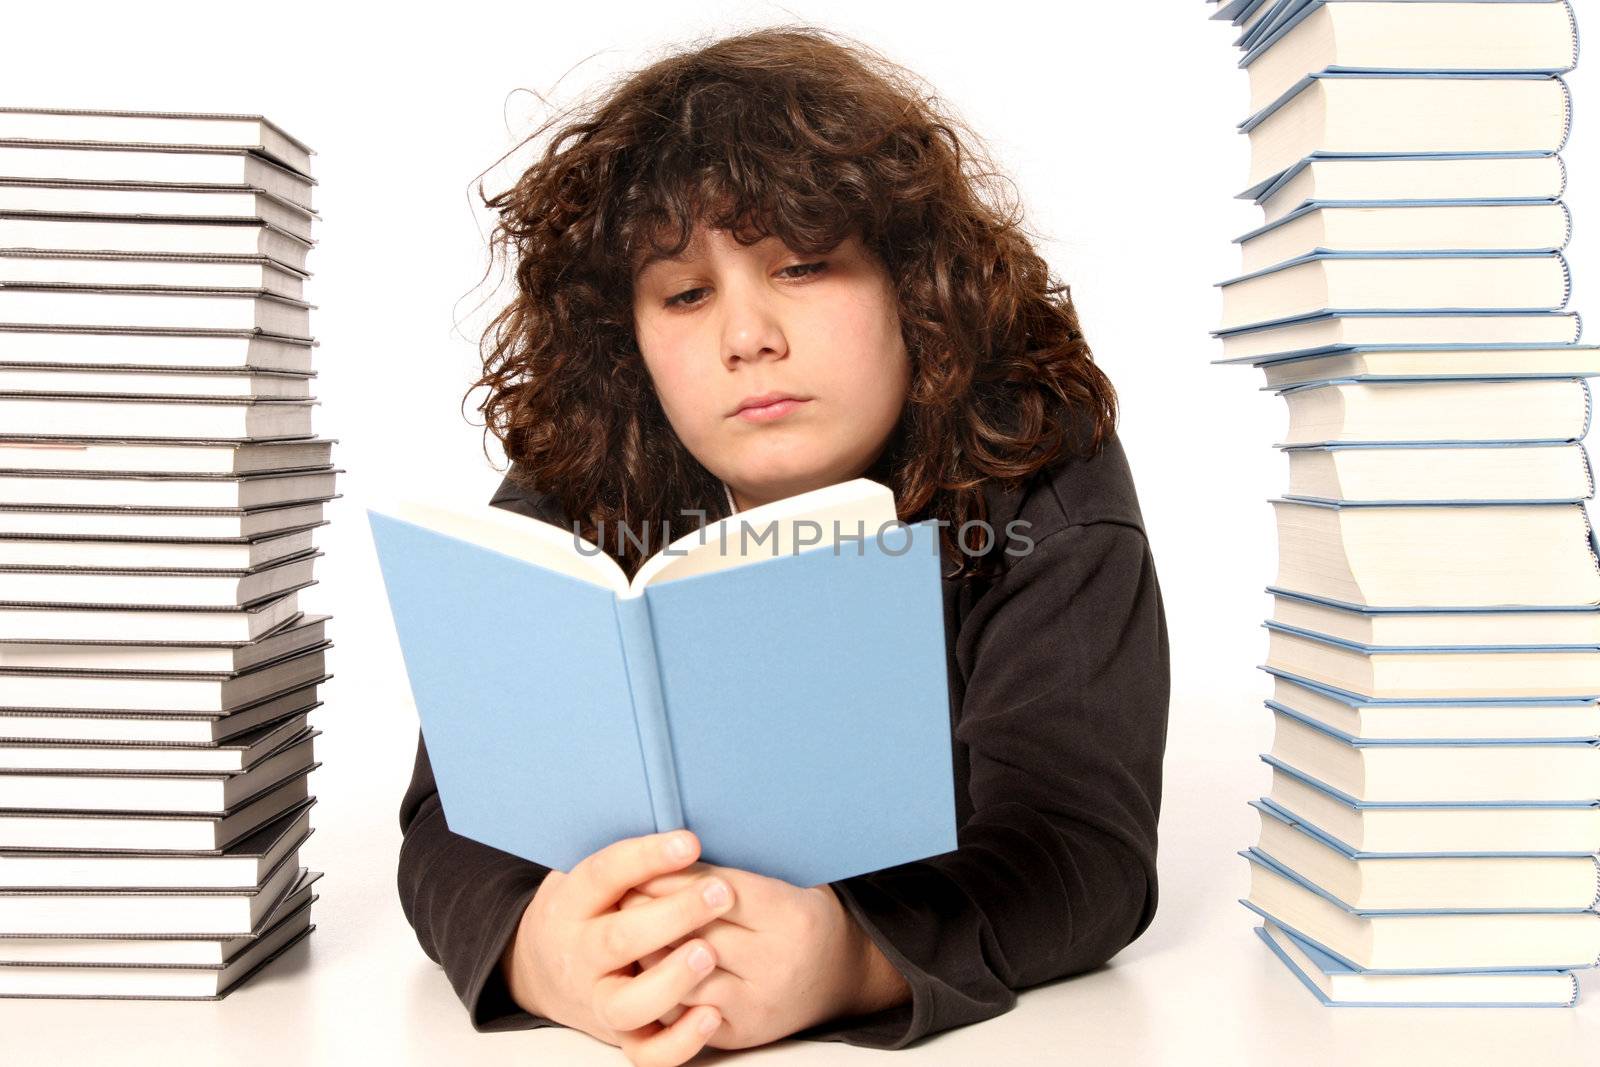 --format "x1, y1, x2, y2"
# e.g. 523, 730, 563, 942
368, 478, 958, 887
